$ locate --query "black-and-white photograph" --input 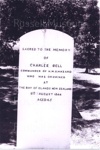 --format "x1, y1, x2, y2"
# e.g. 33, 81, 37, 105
0, 0, 100, 149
